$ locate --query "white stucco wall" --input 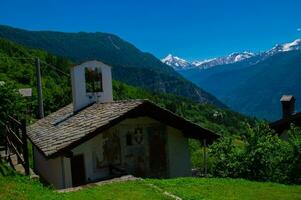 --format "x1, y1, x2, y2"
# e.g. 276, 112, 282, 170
33, 146, 71, 189
71, 132, 110, 182
167, 126, 192, 177
71, 60, 113, 112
